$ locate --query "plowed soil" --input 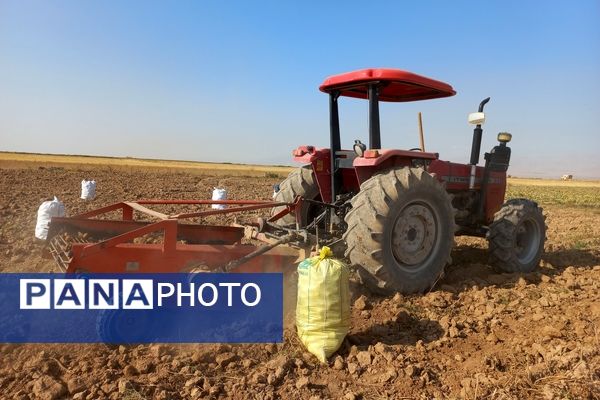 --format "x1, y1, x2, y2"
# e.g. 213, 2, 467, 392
0, 166, 598, 399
